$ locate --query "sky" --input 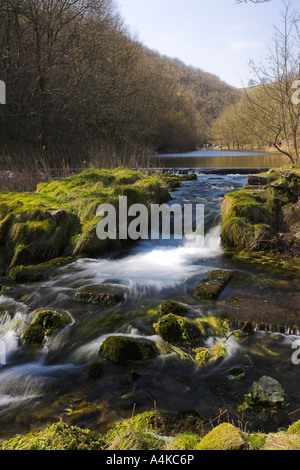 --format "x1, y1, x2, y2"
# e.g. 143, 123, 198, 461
116, 0, 289, 88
